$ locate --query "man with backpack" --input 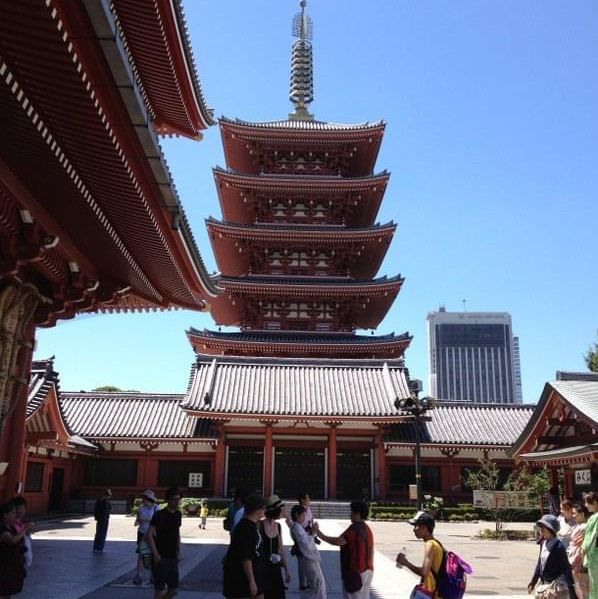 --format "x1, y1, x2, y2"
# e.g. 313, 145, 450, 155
396, 511, 472, 599
396, 511, 443, 597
